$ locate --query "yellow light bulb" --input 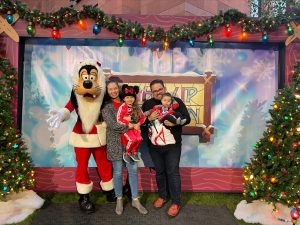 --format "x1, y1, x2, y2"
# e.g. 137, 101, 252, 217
163, 39, 169, 50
